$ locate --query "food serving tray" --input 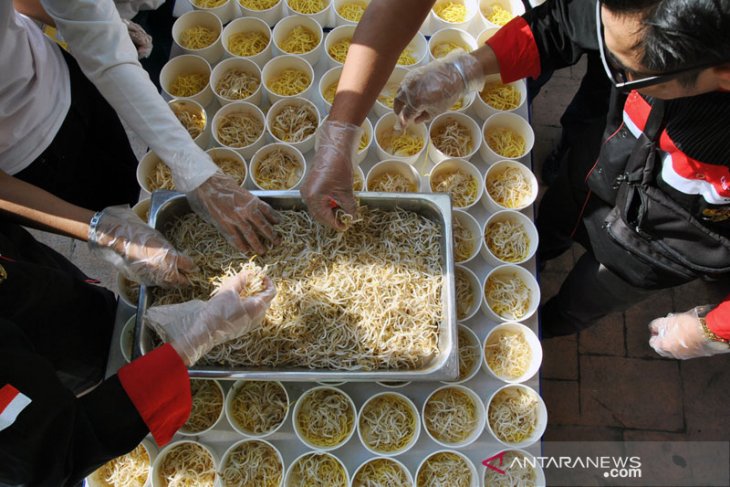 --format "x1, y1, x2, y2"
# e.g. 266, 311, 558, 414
133, 190, 458, 382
